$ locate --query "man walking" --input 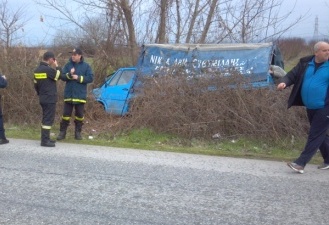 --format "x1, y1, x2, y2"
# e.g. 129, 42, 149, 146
277, 41, 329, 173
34, 51, 61, 147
